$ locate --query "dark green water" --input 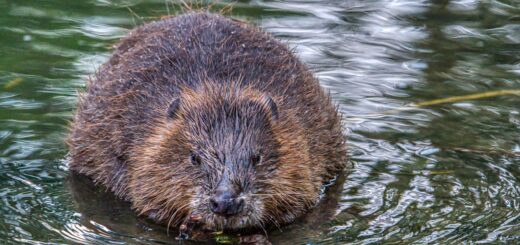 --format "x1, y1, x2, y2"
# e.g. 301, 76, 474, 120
1, 0, 520, 244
